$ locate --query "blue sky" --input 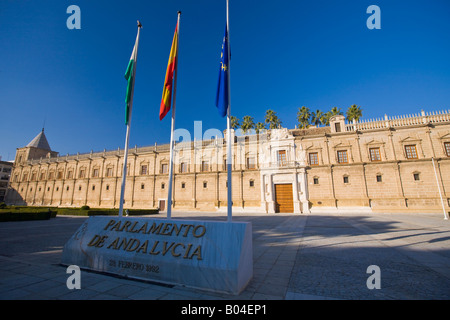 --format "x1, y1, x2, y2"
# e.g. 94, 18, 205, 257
1, 0, 449, 161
